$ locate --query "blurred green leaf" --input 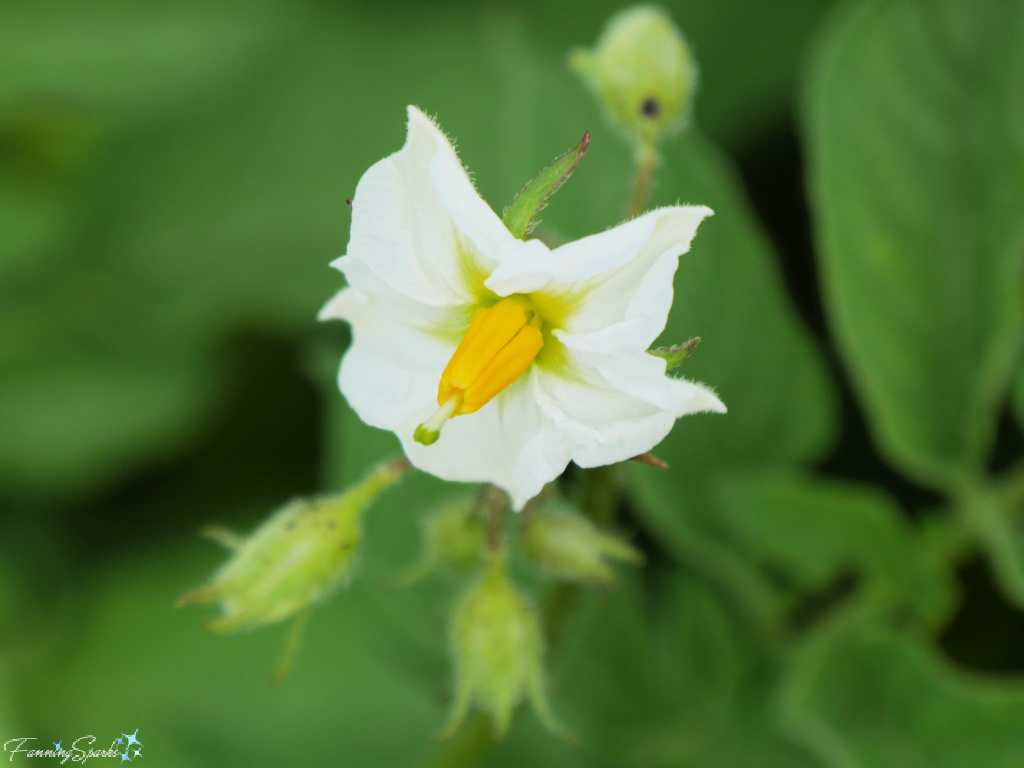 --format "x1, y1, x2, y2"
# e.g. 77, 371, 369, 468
10, 537, 448, 767
0, 353, 212, 498
559, 576, 822, 768
716, 472, 957, 627
1012, 357, 1024, 434
0, 0, 301, 126
804, 0, 1024, 489
783, 619, 1024, 768
655, 132, 837, 471
621, 128, 836, 629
